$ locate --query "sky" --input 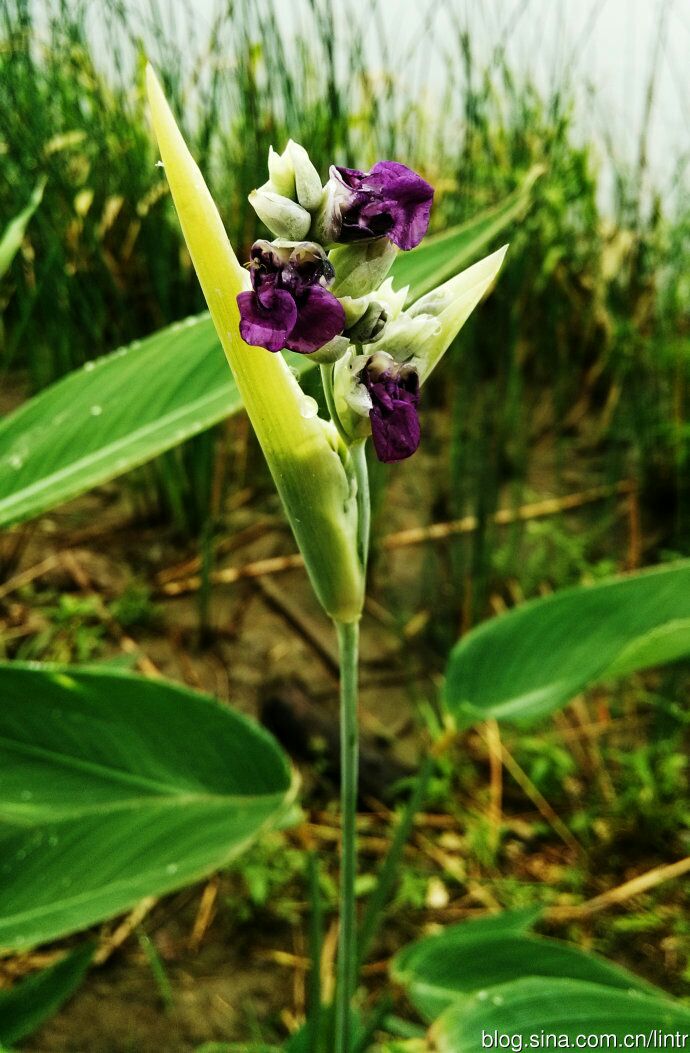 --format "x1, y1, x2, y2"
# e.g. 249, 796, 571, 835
192, 0, 687, 188
98, 0, 690, 198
